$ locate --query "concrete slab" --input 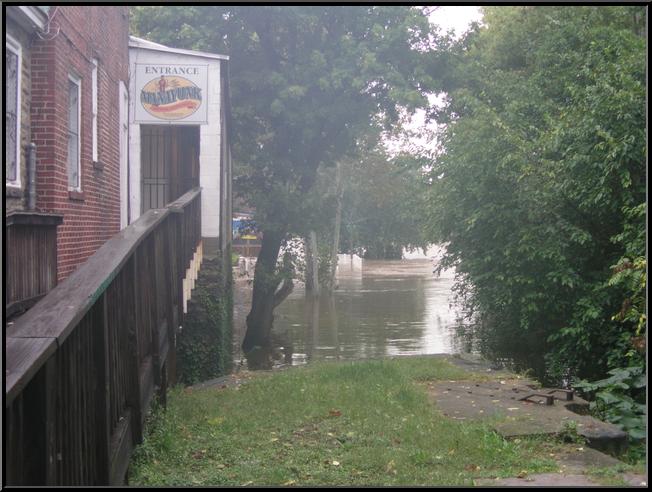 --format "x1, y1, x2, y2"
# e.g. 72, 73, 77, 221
474, 473, 603, 487
425, 377, 628, 455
